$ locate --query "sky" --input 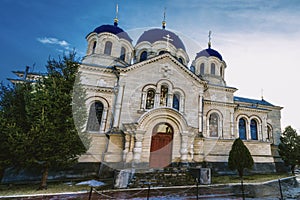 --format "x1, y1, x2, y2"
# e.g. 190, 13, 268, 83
0, 0, 299, 132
